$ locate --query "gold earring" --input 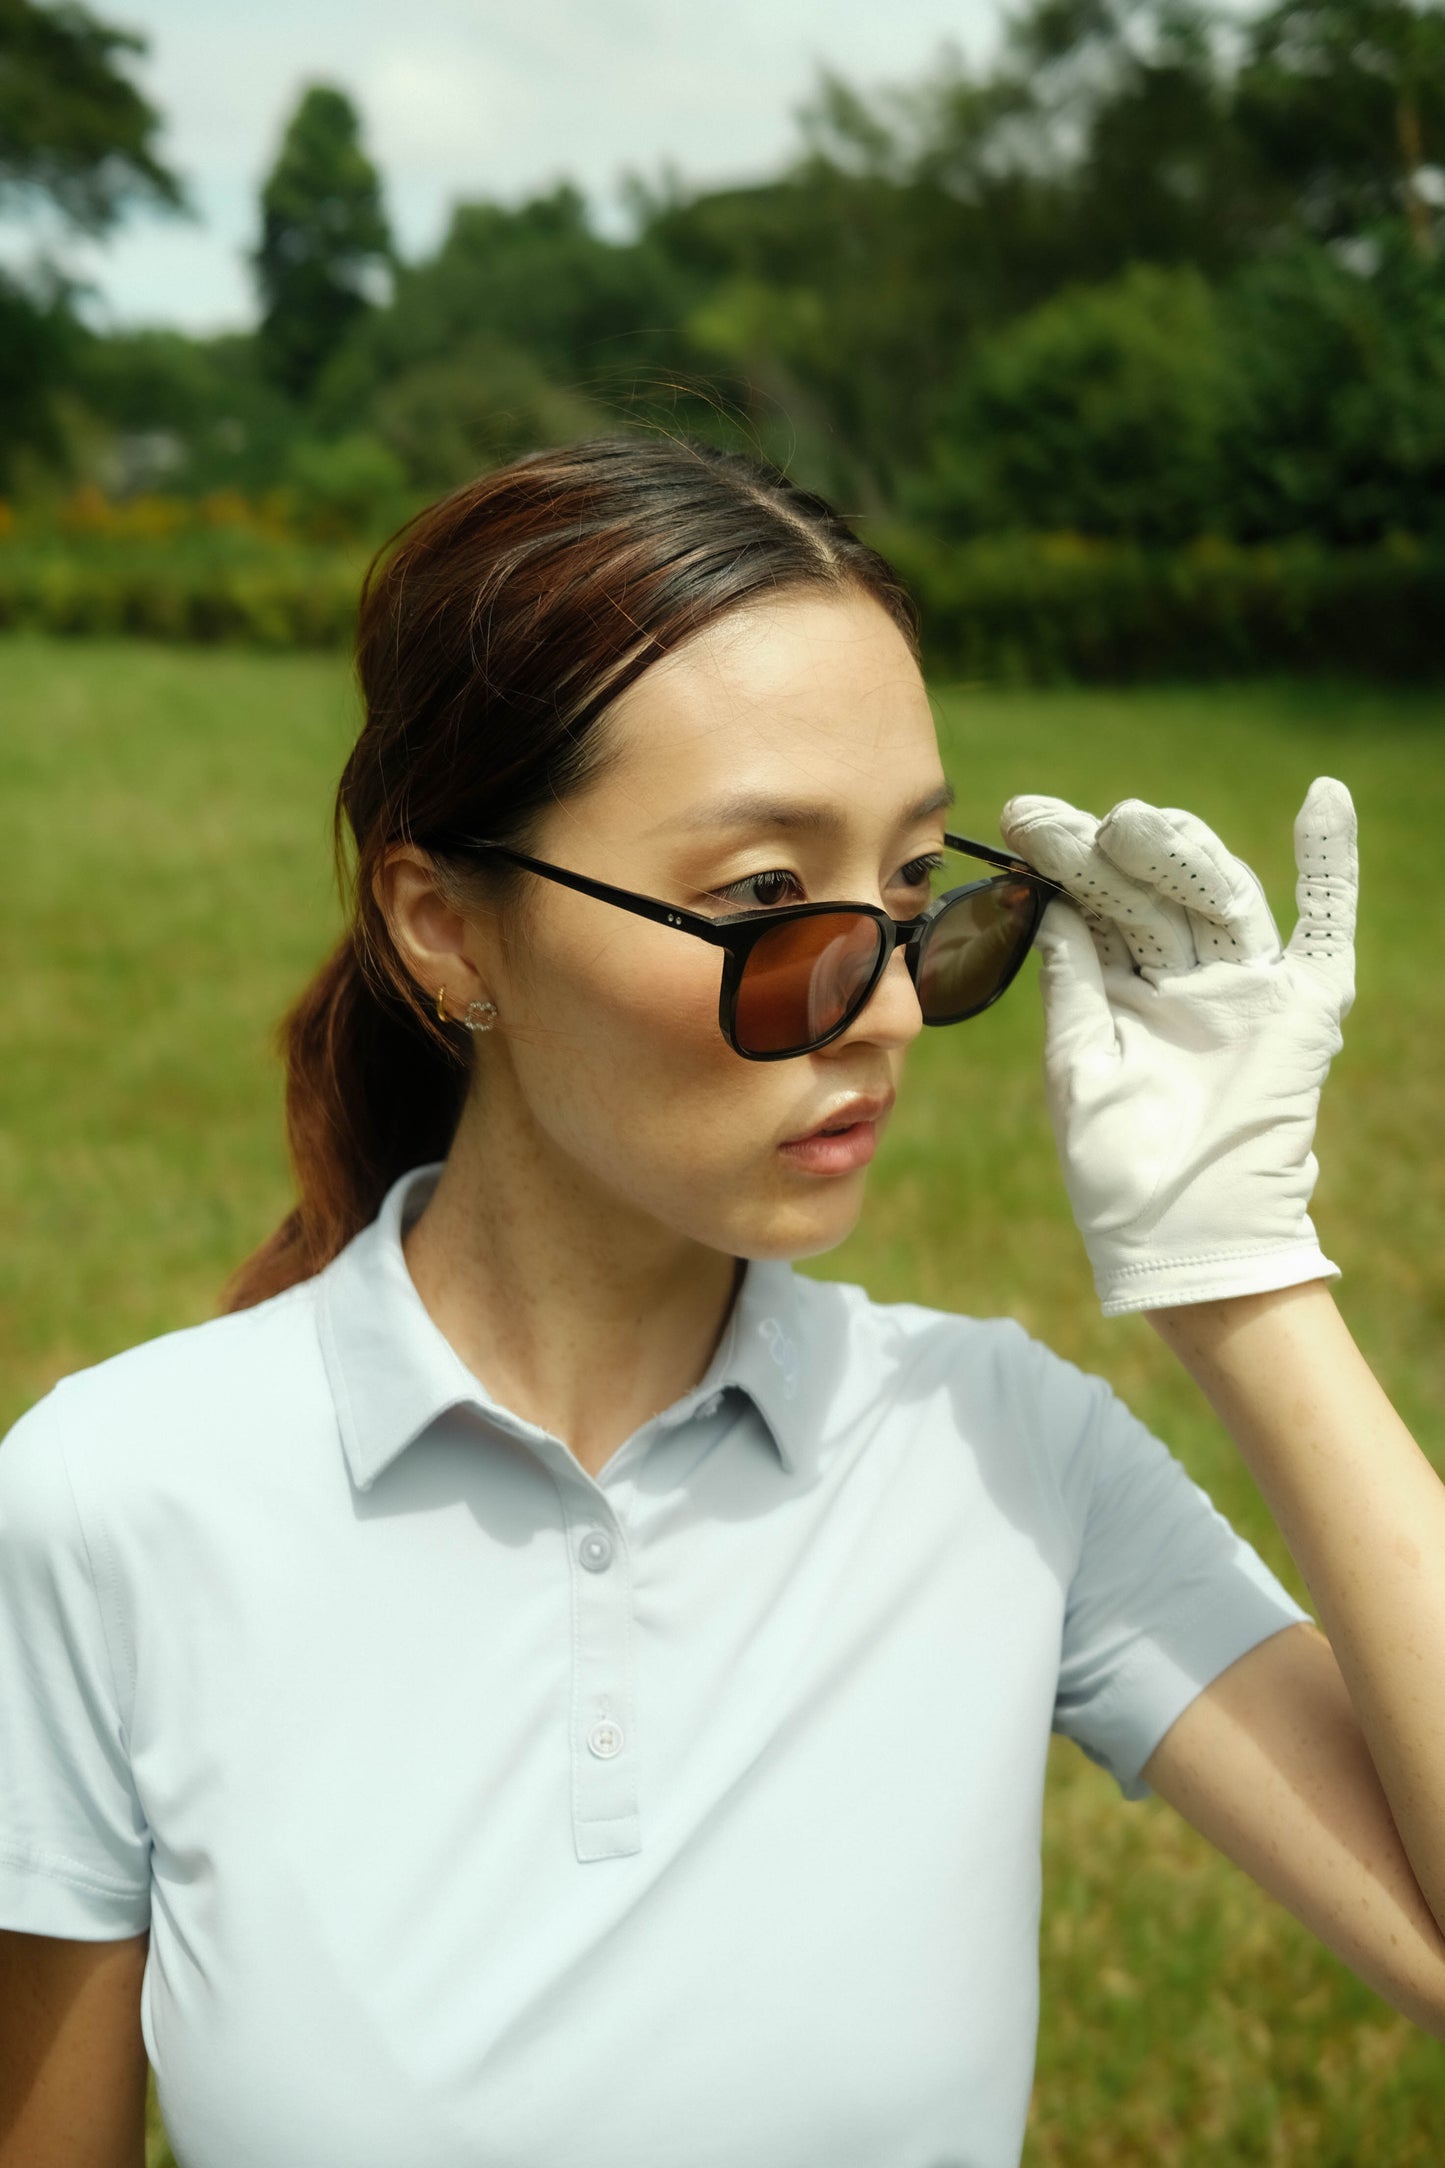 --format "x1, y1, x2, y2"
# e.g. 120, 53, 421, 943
435, 986, 447, 1022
